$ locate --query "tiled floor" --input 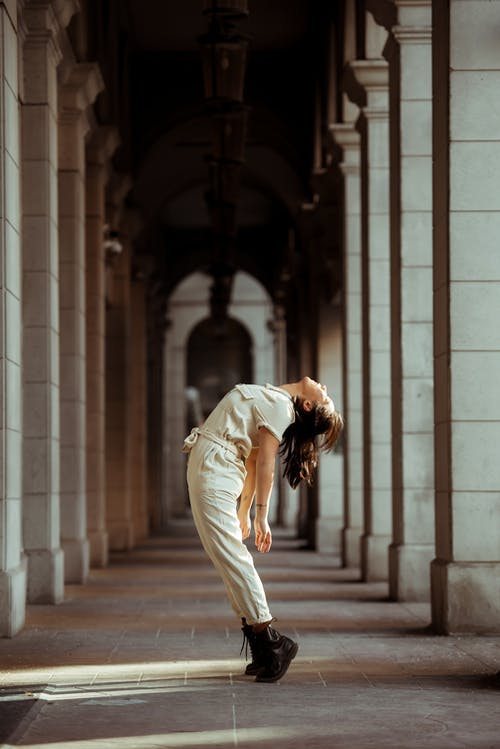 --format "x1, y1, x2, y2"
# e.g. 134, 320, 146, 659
0, 529, 499, 748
